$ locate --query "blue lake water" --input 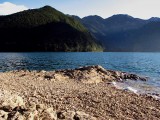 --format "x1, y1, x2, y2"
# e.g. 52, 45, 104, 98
0, 52, 160, 95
